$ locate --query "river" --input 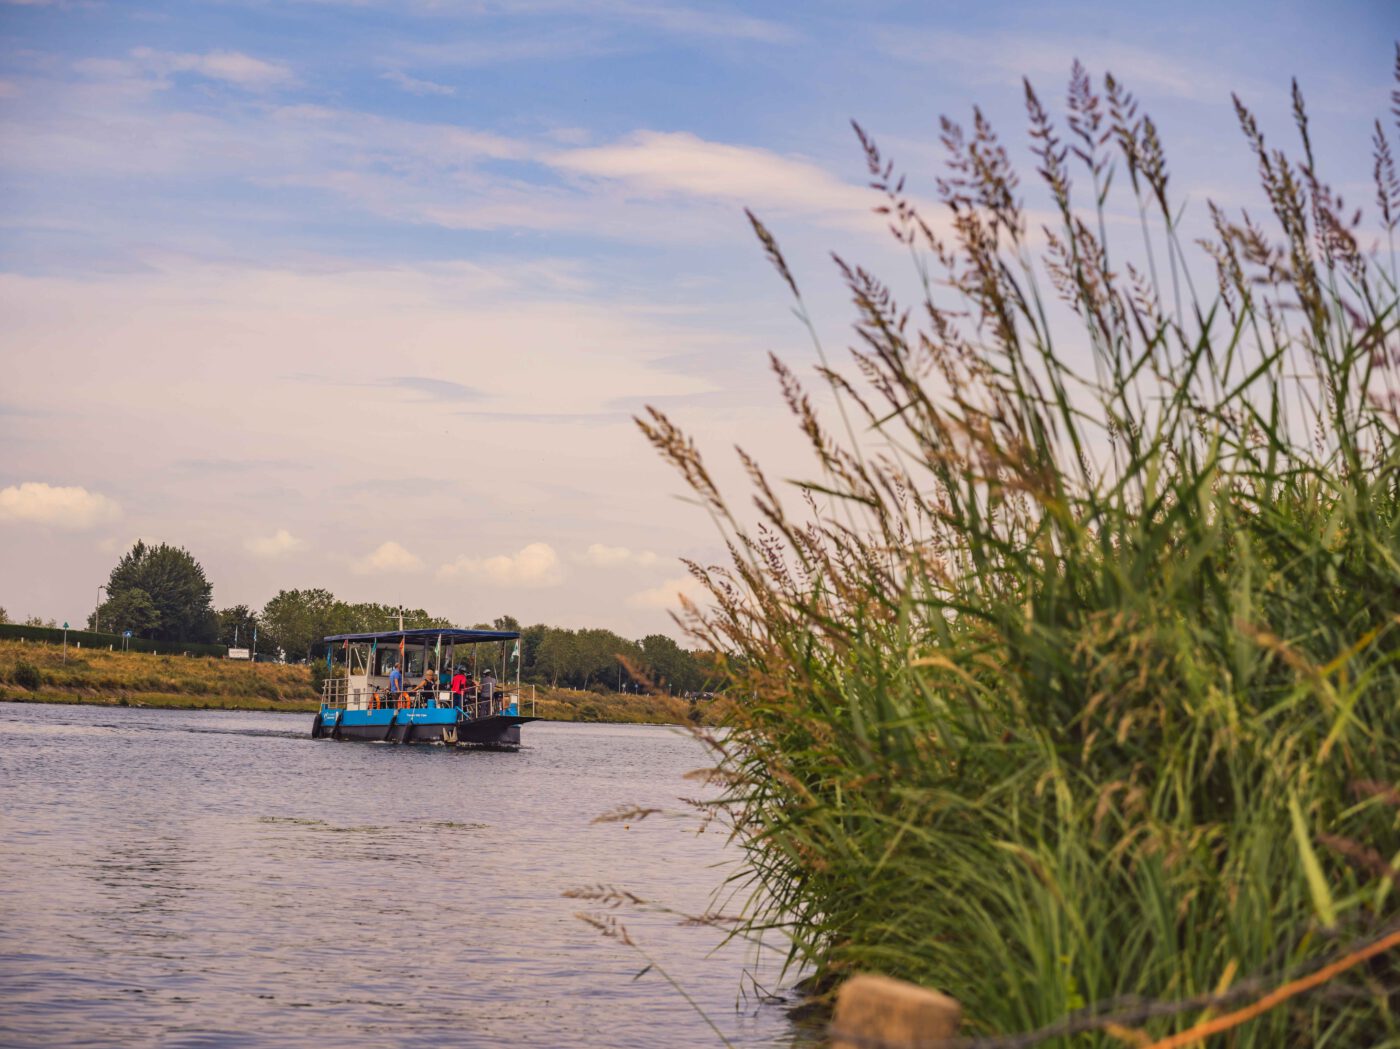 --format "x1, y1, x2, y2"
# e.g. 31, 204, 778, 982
0, 702, 814, 1048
